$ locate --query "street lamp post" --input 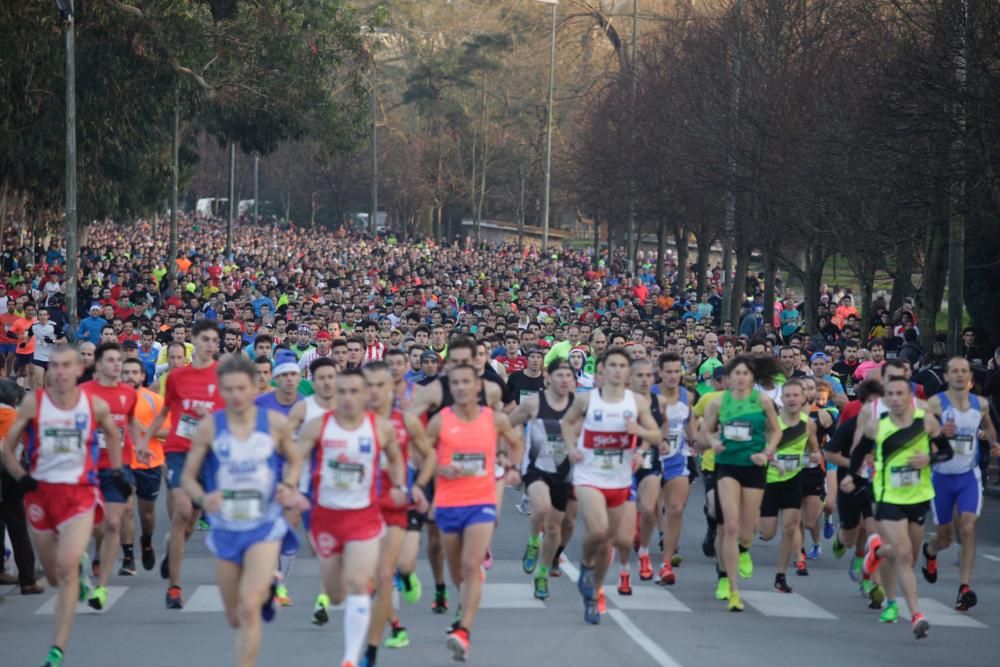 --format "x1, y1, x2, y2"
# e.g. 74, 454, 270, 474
538, 0, 557, 253
55, 0, 78, 327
